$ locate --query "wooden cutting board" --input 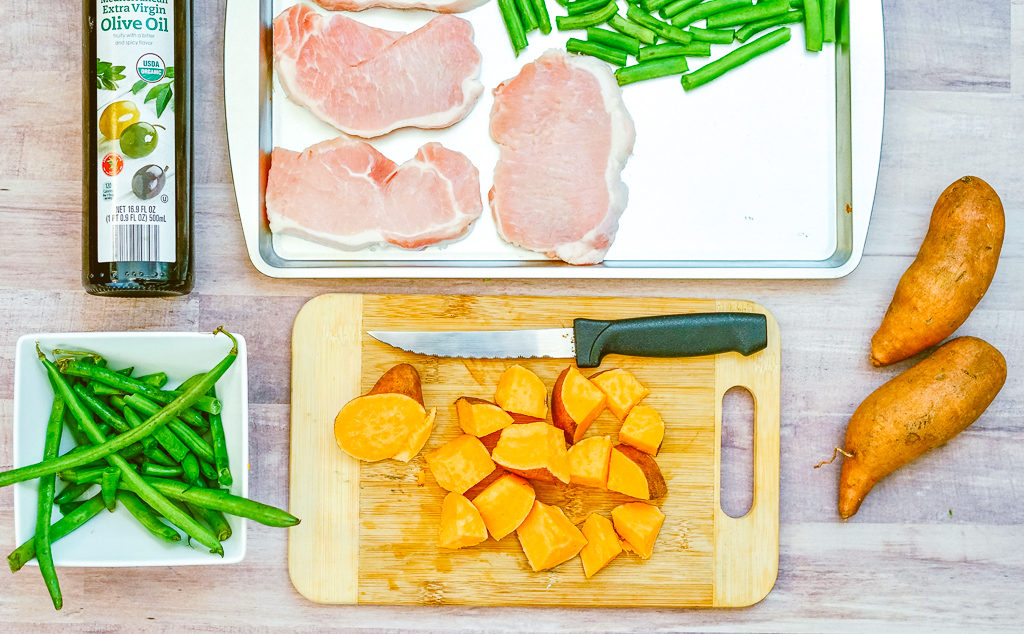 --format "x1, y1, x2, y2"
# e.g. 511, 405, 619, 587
288, 295, 780, 608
